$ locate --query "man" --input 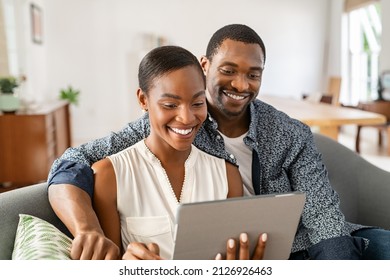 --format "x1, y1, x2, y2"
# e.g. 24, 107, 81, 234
48, 24, 389, 260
